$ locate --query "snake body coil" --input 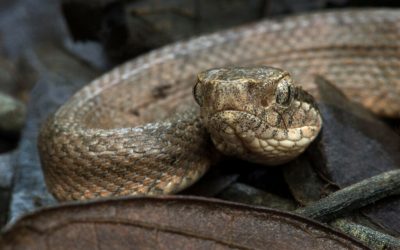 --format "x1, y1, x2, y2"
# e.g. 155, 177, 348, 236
39, 9, 400, 201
